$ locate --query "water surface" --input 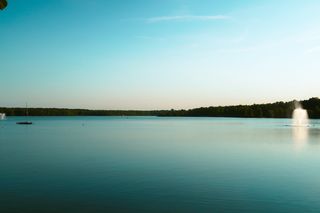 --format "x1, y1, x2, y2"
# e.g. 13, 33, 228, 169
1, 116, 320, 212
